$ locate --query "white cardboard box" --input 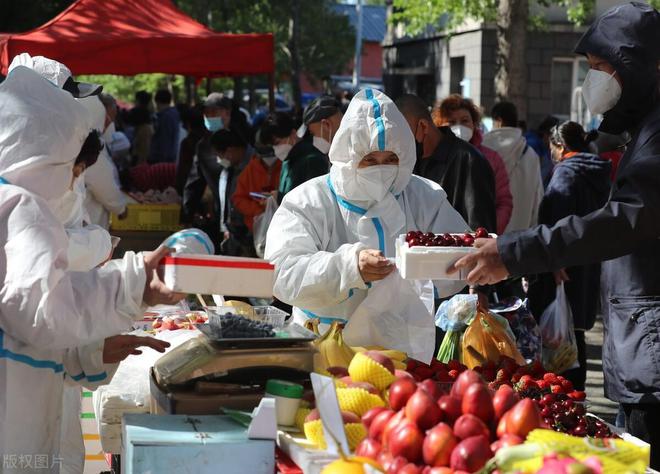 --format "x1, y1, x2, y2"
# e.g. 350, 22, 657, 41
162, 253, 275, 297
396, 235, 473, 280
